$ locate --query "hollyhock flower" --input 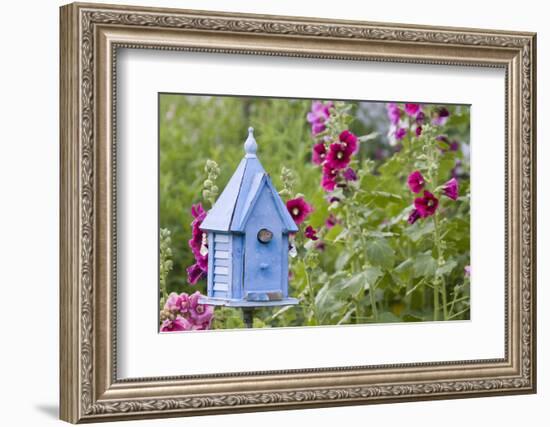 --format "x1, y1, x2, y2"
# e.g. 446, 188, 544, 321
304, 225, 319, 241
307, 101, 333, 135
343, 167, 358, 181
464, 265, 471, 277
415, 125, 423, 136
328, 196, 340, 204
442, 177, 459, 200
407, 209, 421, 225
432, 107, 450, 126
315, 241, 326, 251
407, 171, 426, 194
415, 111, 425, 124
188, 291, 214, 326
386, 102, 401, 125
286, 197, 313, 225
187, 262, 206, 285
325, 214, 338, 229
414, 191, 439, 218
312, 142, 327, 165
339, 130, 358, 153
321, 163, 338, 192
449, 140, 459, 151
395, 127, 407, 140
160, 315, 192, 332
326, 142, 353, 170
404, 103, 421, 117
164, 292, 190, 314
